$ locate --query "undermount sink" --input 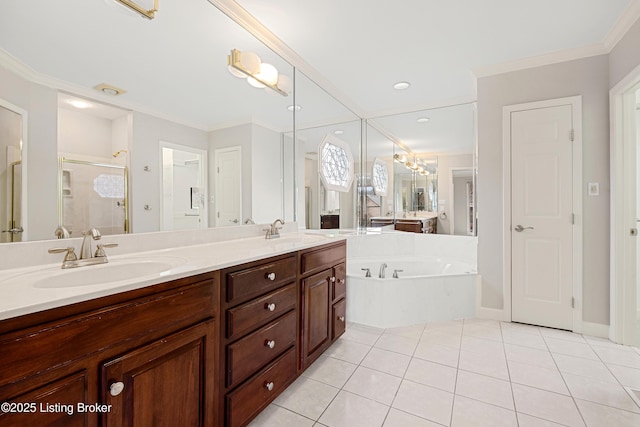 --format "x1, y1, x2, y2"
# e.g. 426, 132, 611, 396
14, 256, 189, 289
